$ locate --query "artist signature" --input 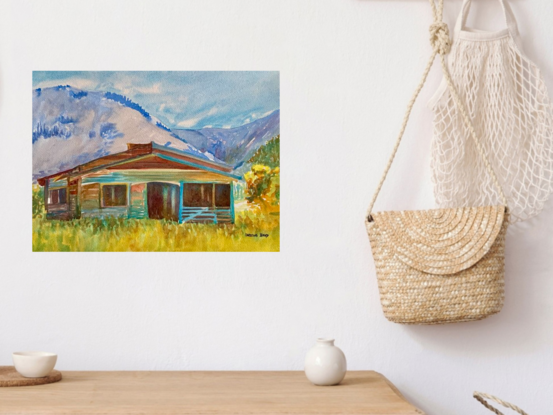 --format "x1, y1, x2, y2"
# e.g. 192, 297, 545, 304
245, 233, 269, 238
